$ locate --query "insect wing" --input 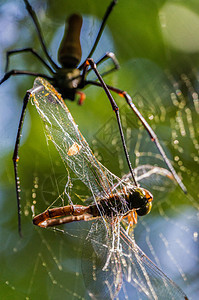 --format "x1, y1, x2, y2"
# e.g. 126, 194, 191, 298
30, 77, 120, 197
82, 167, 187, 300
82, 220, 188, 300
82, 220, 123, 300
119, 227, 188, 300
112, 164, 175, 193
